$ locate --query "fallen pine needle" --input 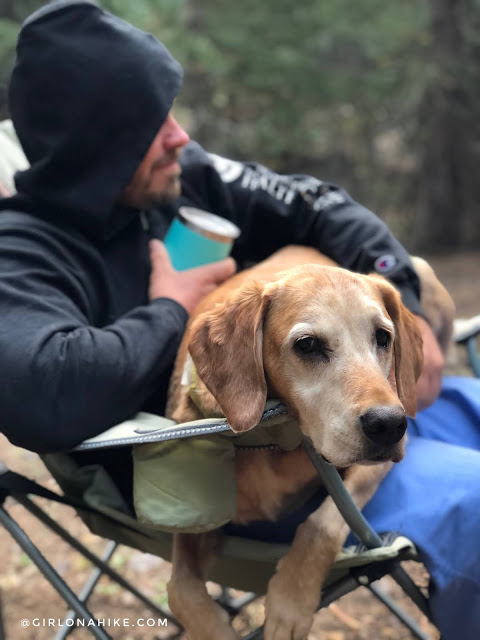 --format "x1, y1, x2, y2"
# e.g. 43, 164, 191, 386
327, 602, 361, 630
